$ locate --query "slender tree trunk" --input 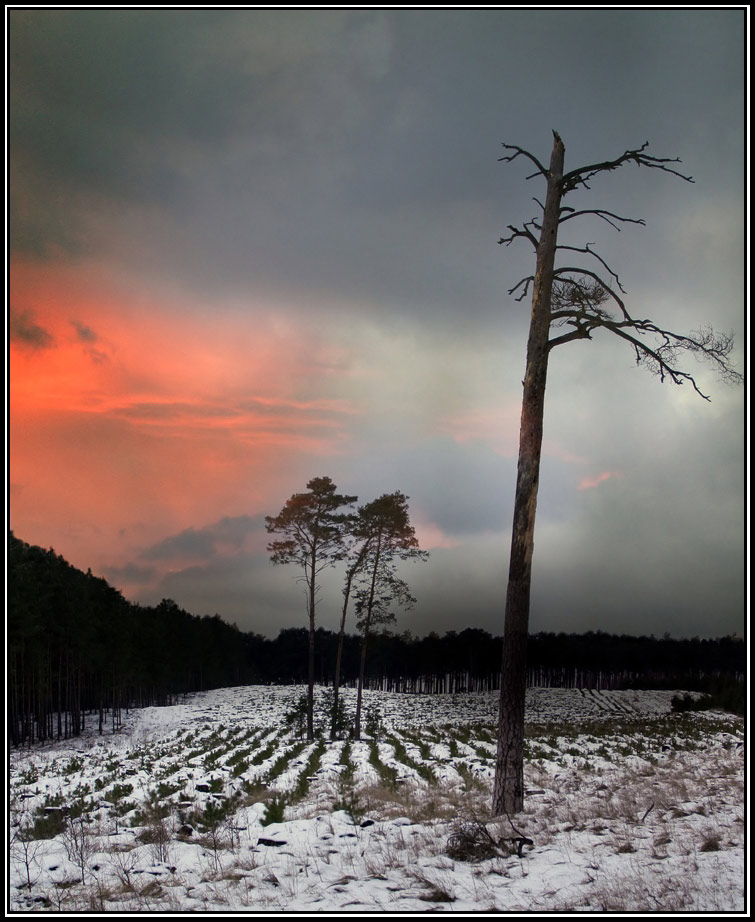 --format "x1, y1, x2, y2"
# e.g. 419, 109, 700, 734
57, 652, 62, 739
492, 132, 565, 817
354, 628, 368, 739
307, 540, 318, 741
331, 632, 344, 740
331, 568, 355, 740
332, 543, 371, 740
354, 534, 382, 740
